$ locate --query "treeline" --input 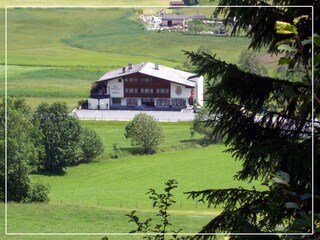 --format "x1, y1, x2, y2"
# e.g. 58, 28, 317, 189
0, 98, 104, 203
